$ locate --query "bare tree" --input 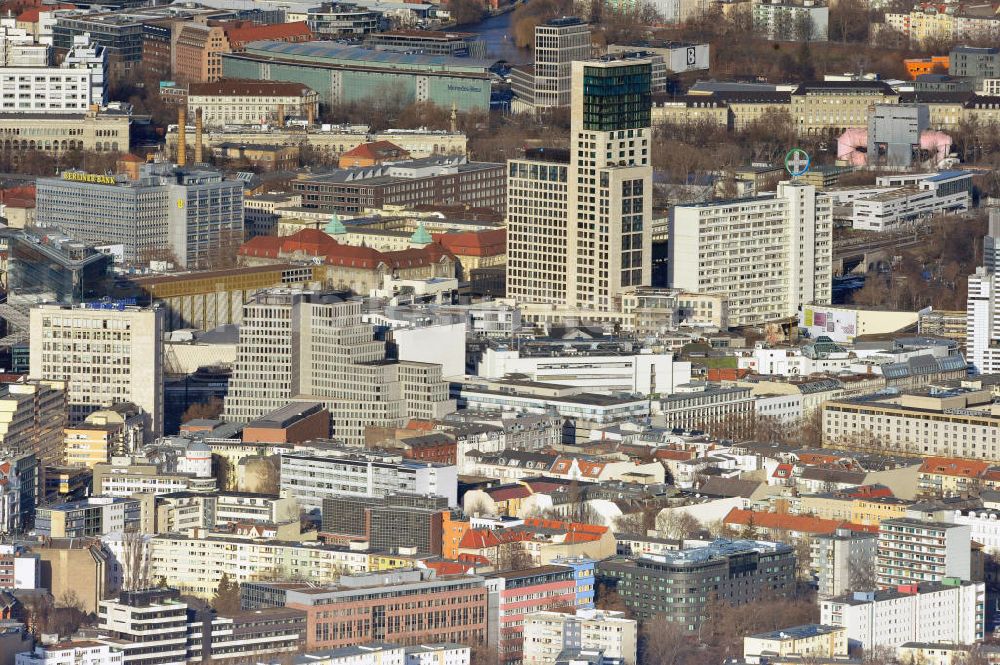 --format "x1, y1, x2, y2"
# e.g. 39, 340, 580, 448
121, 527, 151, 592
640, 615, 698, 665
847, 550, 878, 591
656, 510, 702, 540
